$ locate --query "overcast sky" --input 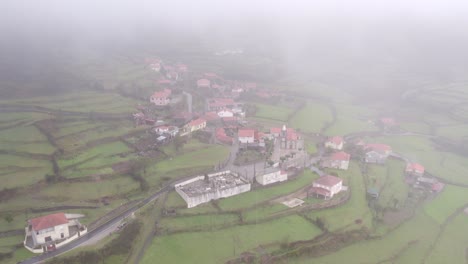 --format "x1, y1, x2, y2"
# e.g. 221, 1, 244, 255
2, 0, 468, 88
2, 0, 468, 35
